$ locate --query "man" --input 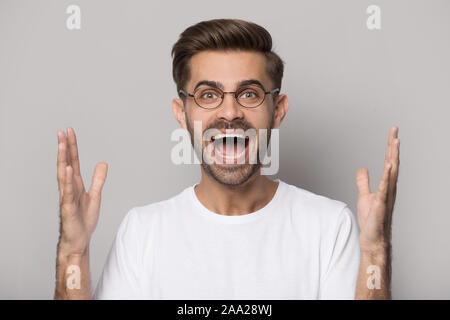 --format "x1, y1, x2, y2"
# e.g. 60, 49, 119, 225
54, 19, 400, 299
